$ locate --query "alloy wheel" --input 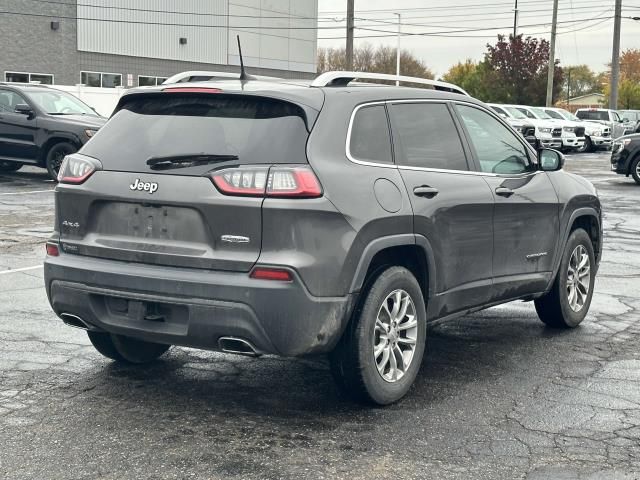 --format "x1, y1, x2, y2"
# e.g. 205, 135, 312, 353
373, 289, 418, 382
567, 245, 591, 312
